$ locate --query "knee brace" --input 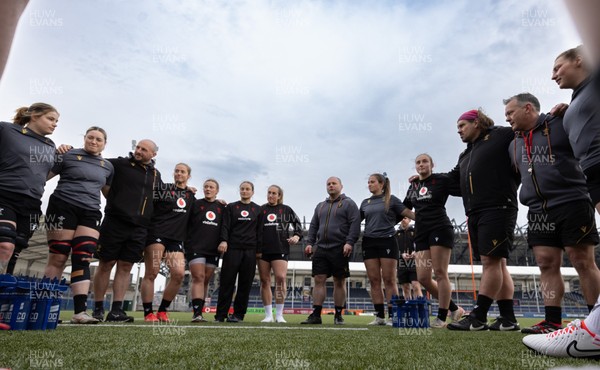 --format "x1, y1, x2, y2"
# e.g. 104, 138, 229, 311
71, 236, 98, 284
48, 240, 72, 255
15, 233, 30, 250
0, 223, 17, 245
